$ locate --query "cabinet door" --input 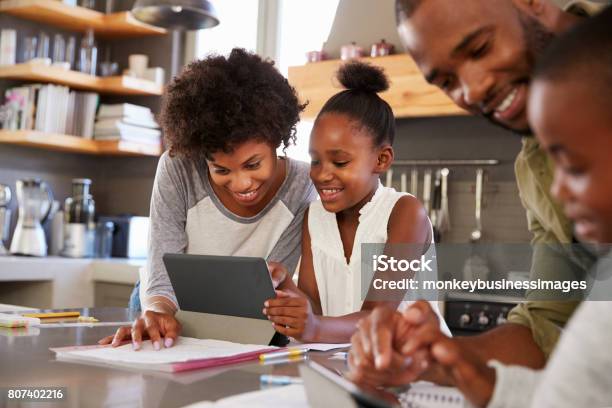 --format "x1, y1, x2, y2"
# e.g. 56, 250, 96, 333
288, 54, 466, 119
